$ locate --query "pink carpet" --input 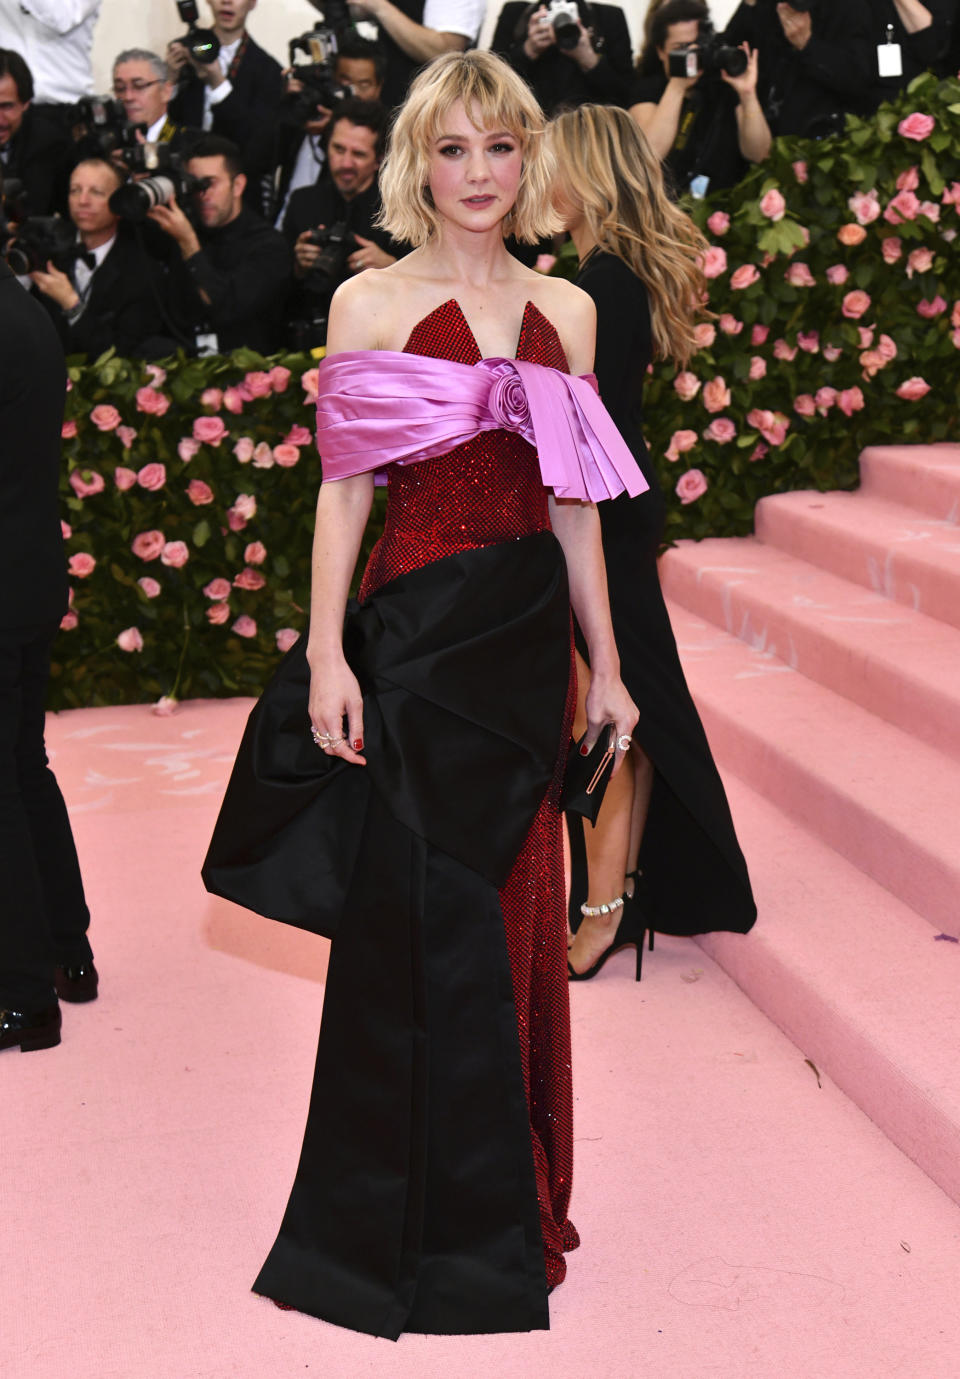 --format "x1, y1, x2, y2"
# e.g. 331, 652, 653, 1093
6, 684, 960, 1378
